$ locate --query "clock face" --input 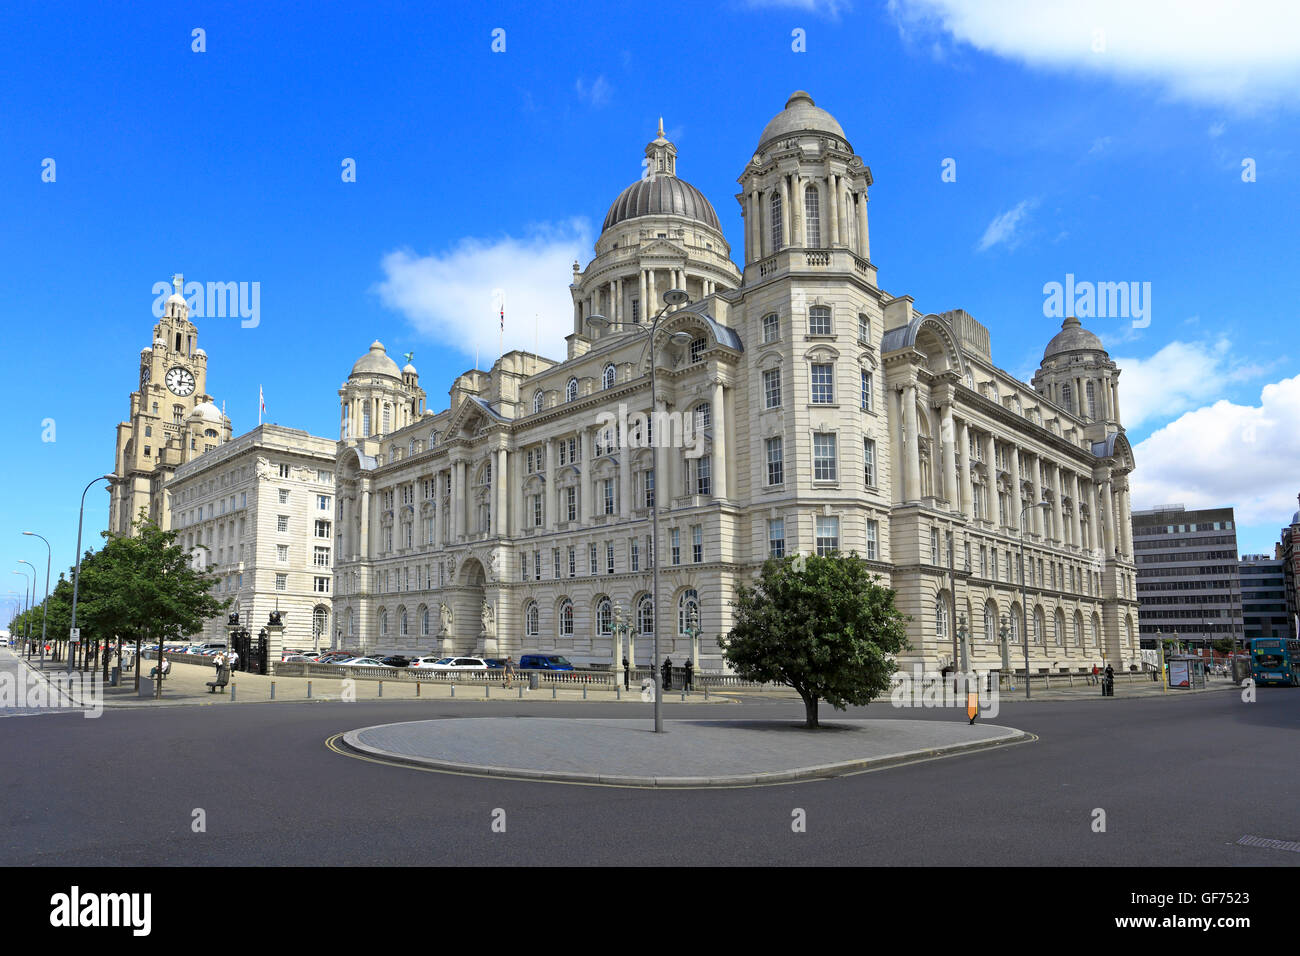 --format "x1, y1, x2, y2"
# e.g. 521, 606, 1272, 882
165, 366, 196, 396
